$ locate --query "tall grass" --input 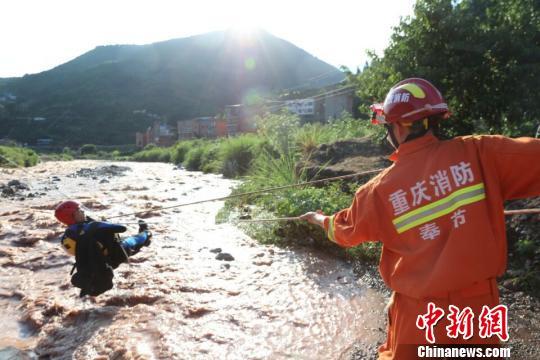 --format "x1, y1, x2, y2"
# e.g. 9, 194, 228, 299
295, 112, 381, 155
171, 140, 199, 164
220, 134, 263, 178
249, 149, 306, 188
134, 134, 264, 177
184, 145, 207, 170
295, 123, 326, 156
256, 112, 300, 155
131, 147, 171, 162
